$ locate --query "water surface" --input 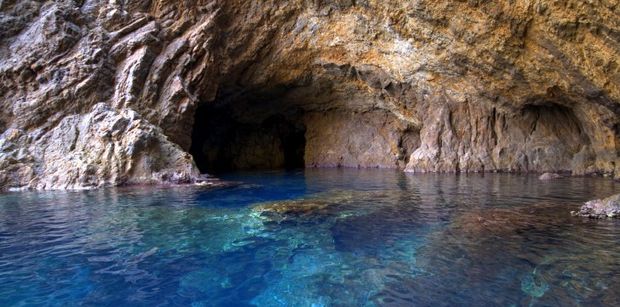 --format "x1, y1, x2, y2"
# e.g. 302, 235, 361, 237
0, 170, 618, 306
